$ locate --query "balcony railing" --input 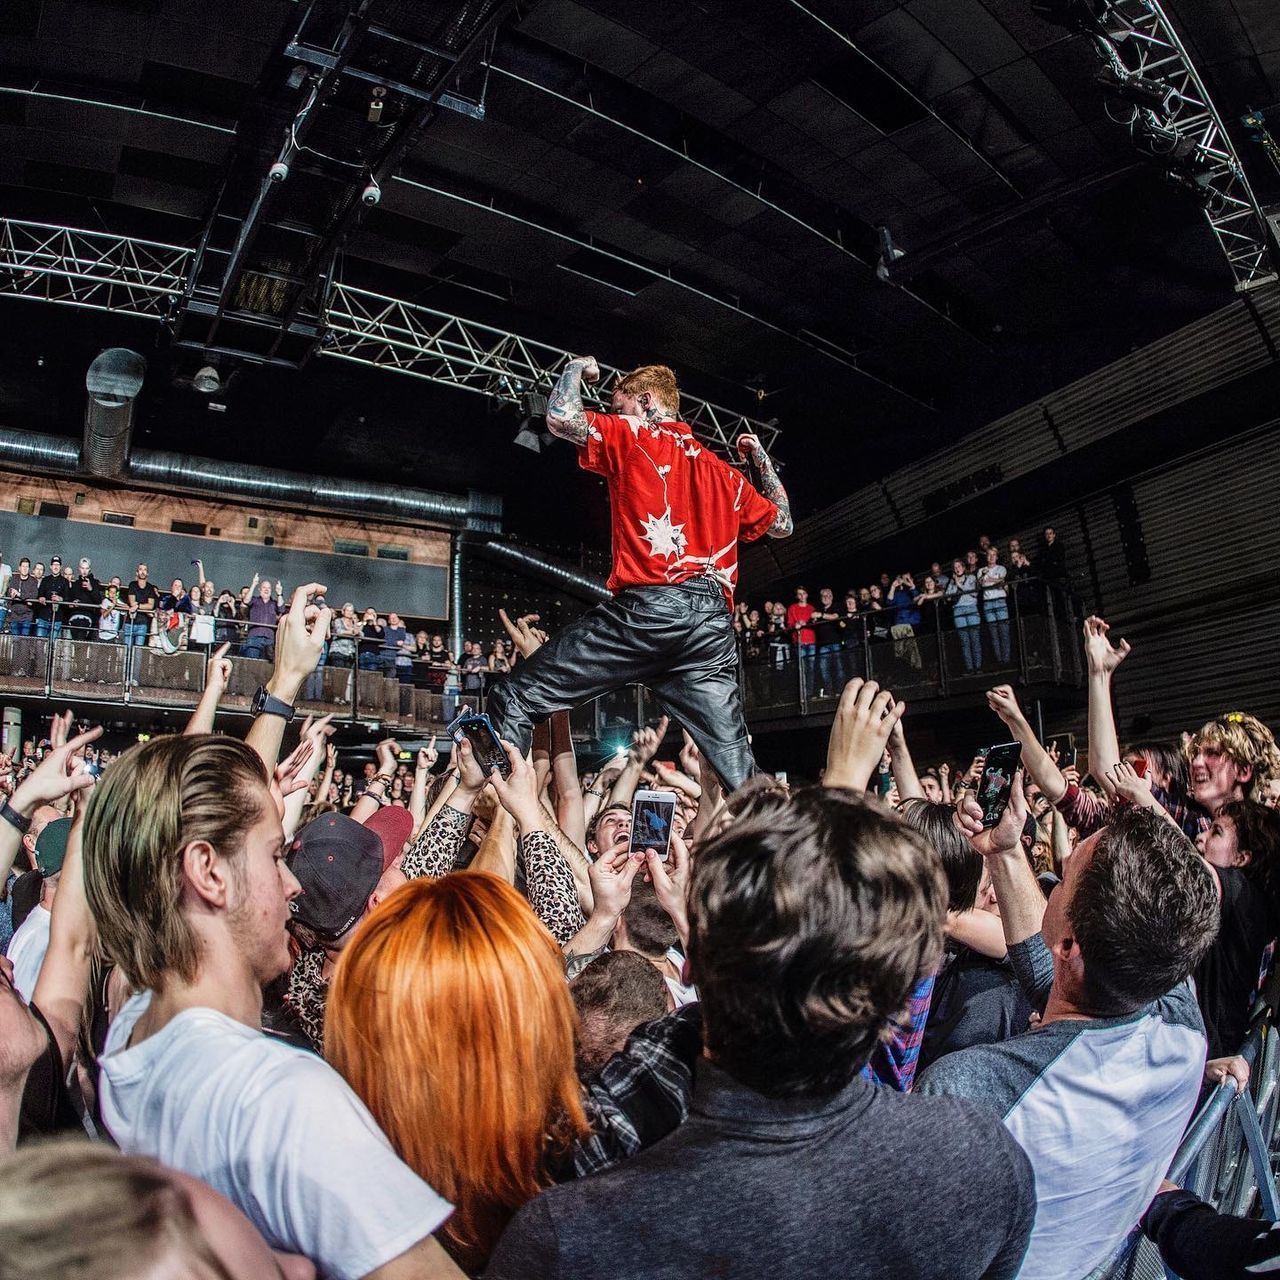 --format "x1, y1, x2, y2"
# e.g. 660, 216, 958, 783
741, 578, 1082, 721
